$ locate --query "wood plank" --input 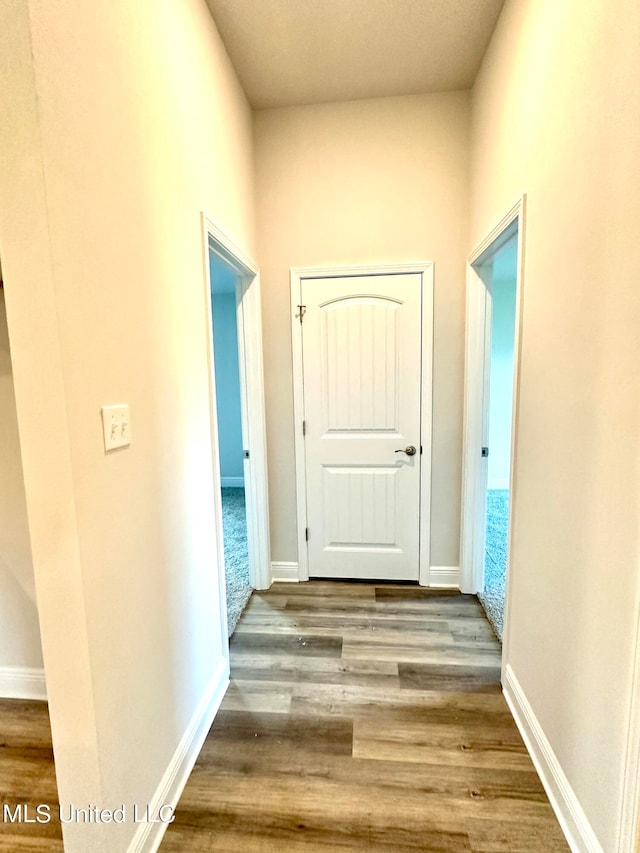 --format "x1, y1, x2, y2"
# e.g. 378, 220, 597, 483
234, 615, 459, 638
374, 586, 467, 600
468, 822, 570, 852
230, 632, 343, 658
0, 836, 63, 852
0, 747, 59, 798
343, 640, 502, 667
399, 663, 503, 693
284, 596, 486, 619
353, 714, 533, 771
221, 680, 293, 714
228, 654, 400, 688
162, 819, 472, 853
288, 683, 515, 724
243, 594, 290, 611
198, 711, 353, 760
0, 699, 55, 747
0, 700, 62, 848
271, 581, 377, 599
